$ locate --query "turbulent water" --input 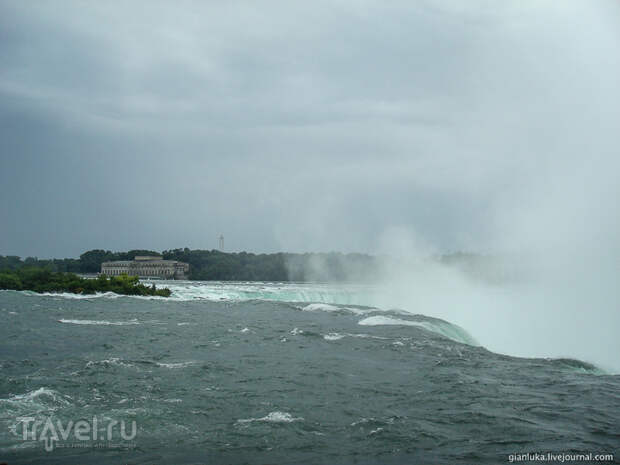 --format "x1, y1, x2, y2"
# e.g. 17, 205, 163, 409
1, 282, 619, 464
